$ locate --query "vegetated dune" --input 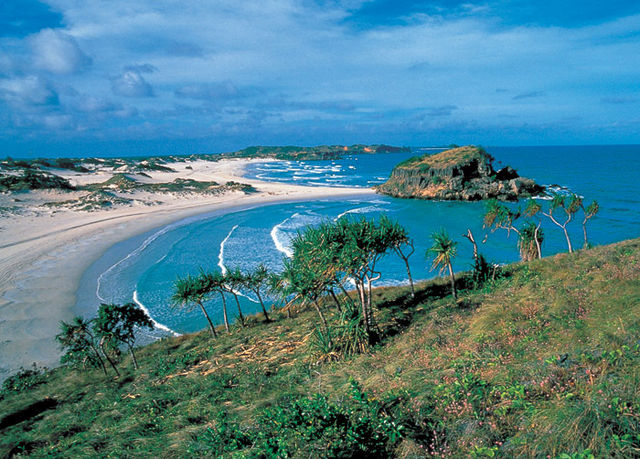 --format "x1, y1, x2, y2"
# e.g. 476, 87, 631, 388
1, 238, 638, 457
